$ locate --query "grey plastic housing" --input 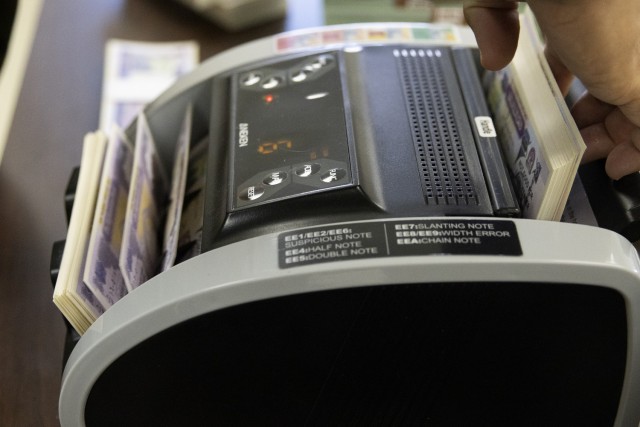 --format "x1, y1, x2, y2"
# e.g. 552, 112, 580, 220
60, 23, 640, 426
